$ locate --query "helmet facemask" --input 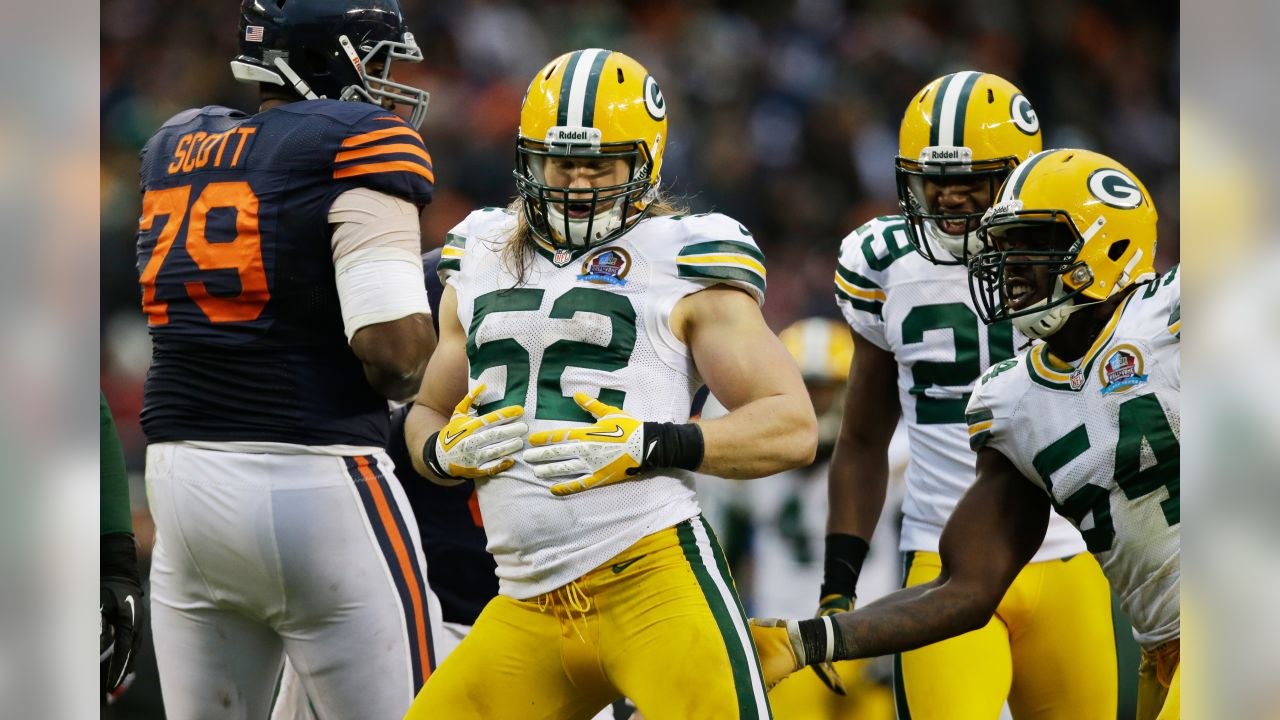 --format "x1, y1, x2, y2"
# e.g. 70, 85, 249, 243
515, 133, 656, 252
336, 33, 430, 129
895, 153, 1016, 265
968, 211, 1093, 339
